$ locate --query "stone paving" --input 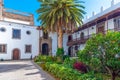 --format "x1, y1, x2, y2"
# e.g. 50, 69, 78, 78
0, 60, 55, 80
